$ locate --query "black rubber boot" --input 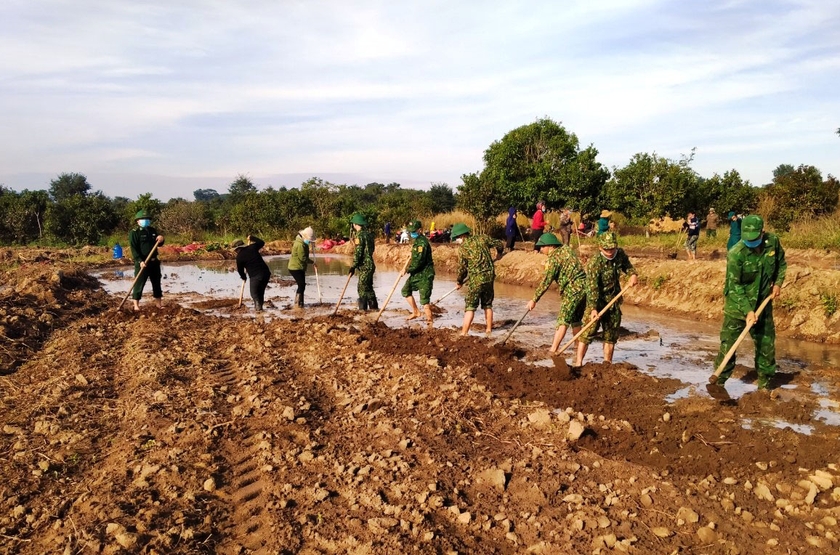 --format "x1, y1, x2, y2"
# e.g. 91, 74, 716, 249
368, 297, 379, 311
358, 298, 367, 311
295, 294, 303, 308
255, 303, 263, 312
